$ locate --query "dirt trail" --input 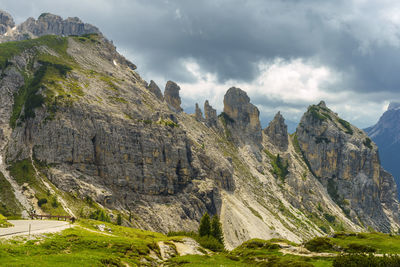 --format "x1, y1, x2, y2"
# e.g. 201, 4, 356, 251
279, 247, 336, 257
